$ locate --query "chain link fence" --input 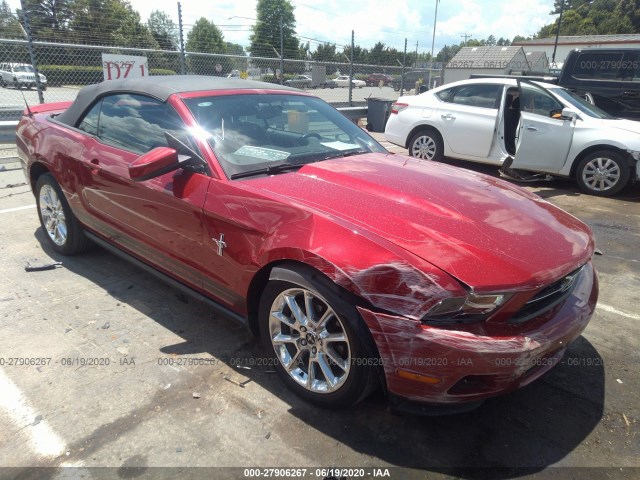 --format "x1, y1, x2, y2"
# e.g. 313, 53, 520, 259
0, 3, 441, 123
